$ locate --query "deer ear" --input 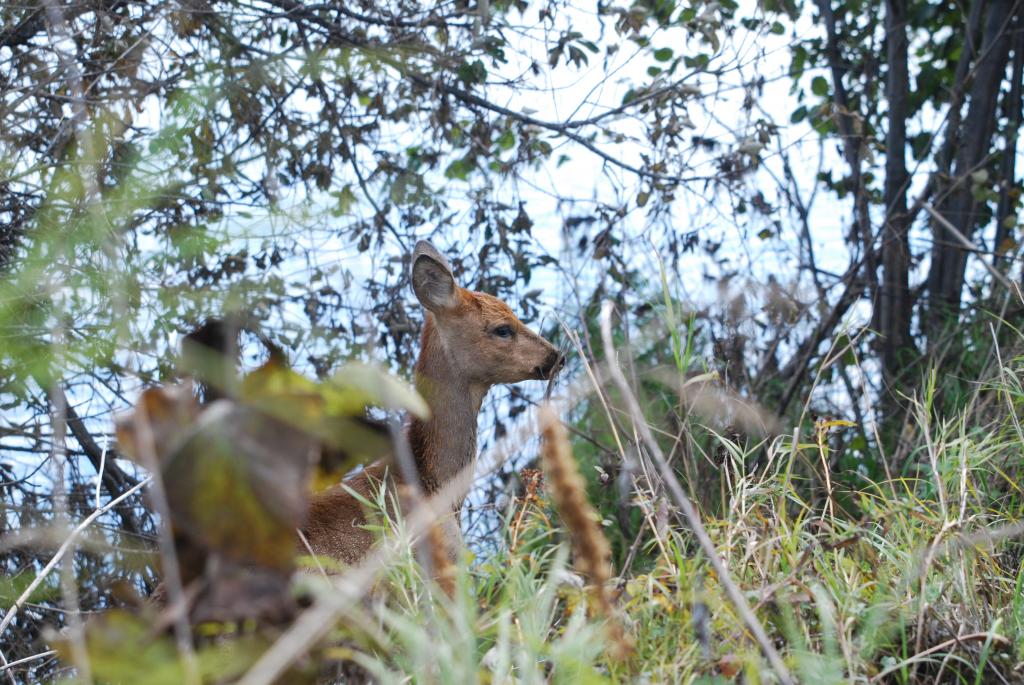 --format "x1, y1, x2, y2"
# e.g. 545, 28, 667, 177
412, 241, 457, 312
